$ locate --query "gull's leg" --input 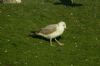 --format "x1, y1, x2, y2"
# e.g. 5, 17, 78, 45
50, 38, 53, 46
55, 38, 64, 46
